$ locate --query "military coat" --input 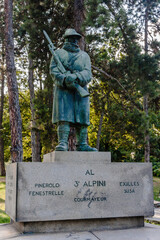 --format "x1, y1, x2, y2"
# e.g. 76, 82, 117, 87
50, 48, 92, 126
